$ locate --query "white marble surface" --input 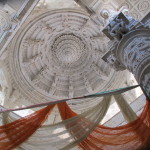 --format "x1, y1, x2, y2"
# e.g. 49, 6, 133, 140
38, 0, 80, 10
